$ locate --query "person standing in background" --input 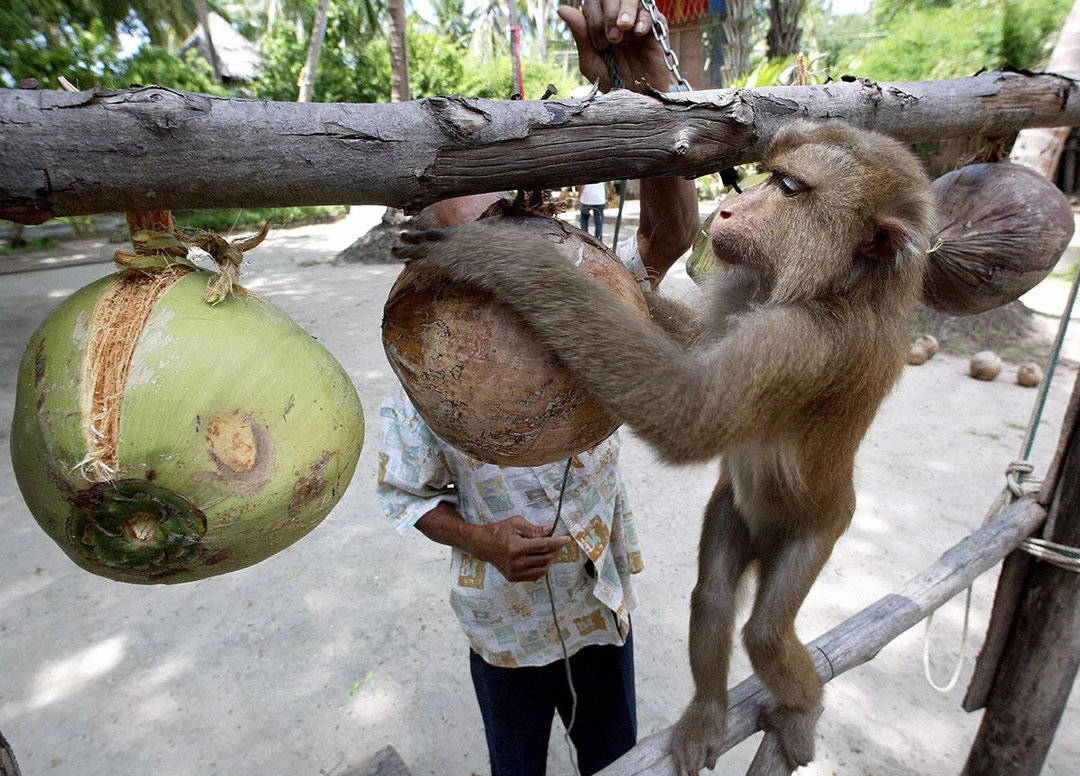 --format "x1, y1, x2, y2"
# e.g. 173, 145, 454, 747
578, 181, 608, 240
